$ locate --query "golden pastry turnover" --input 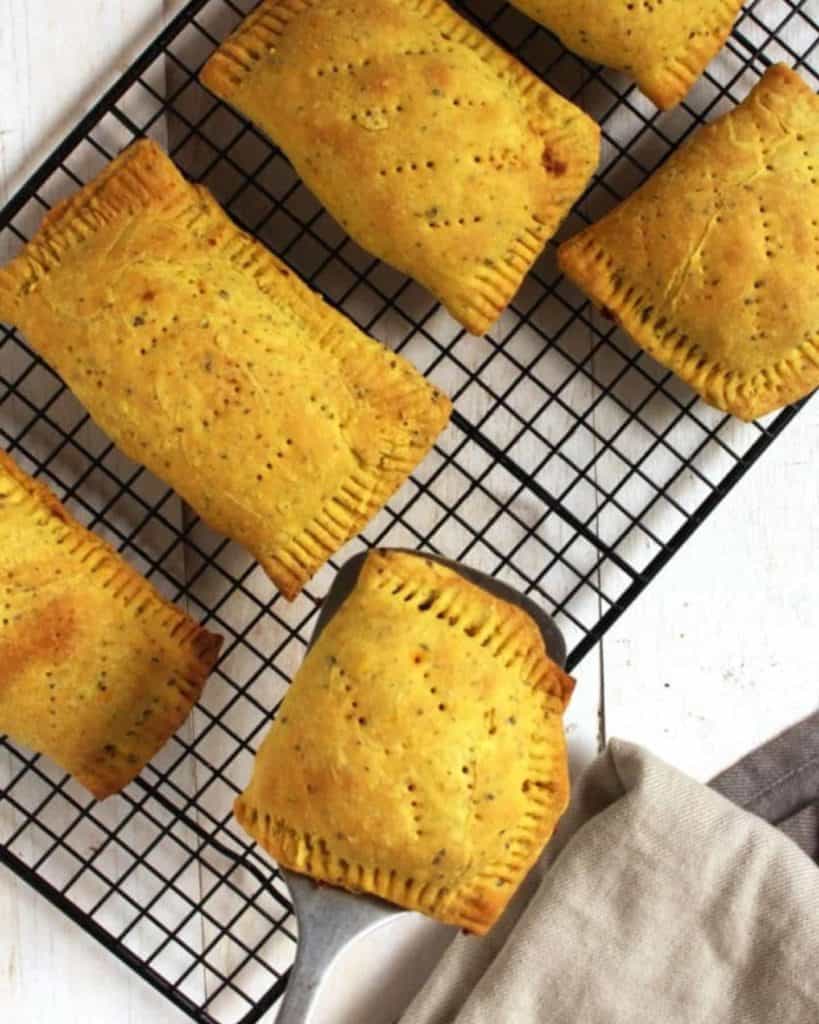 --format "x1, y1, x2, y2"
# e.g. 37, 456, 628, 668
199, 0, 600, 336
0, 448, 221, 799
0, 140, 451, 599
559, 65, 819, 422
235, 550, 574, 934
509, 0, 744, 109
